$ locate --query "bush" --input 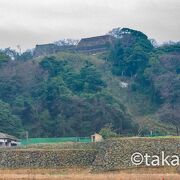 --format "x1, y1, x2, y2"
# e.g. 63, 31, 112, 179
99, 124, 117, 139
